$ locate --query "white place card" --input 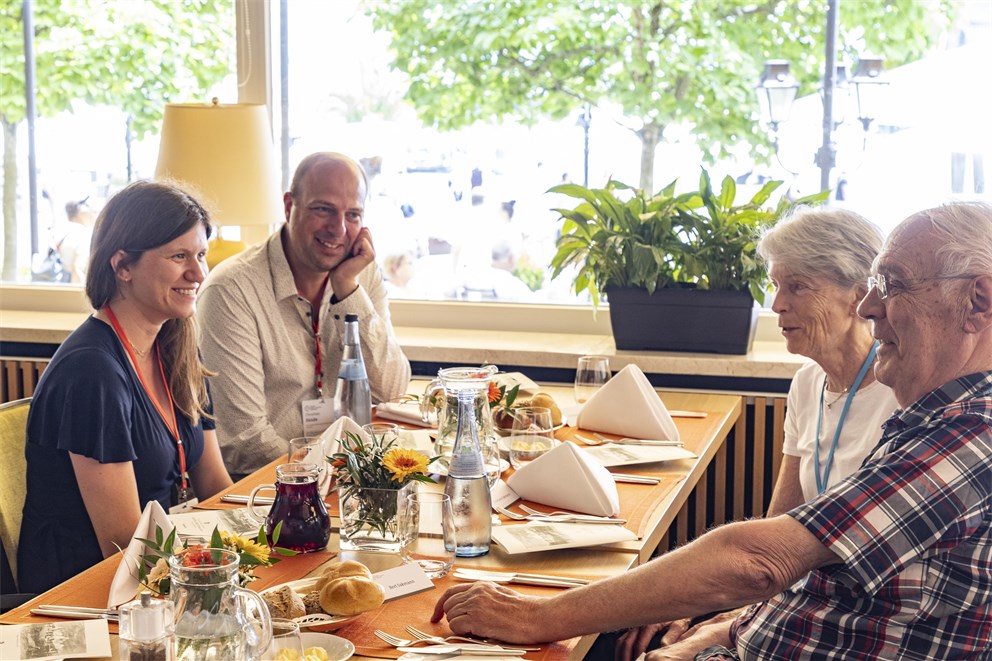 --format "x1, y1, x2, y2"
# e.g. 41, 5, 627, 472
583, 444, 697, 468
490, 480, 520, 511
0, 619, 111, 661
373, 563, 436, 601
491, 521, 636, 554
